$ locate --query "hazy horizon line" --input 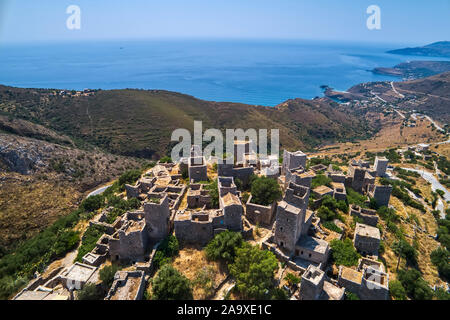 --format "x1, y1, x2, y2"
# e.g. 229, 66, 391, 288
0, 36, 435, 47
